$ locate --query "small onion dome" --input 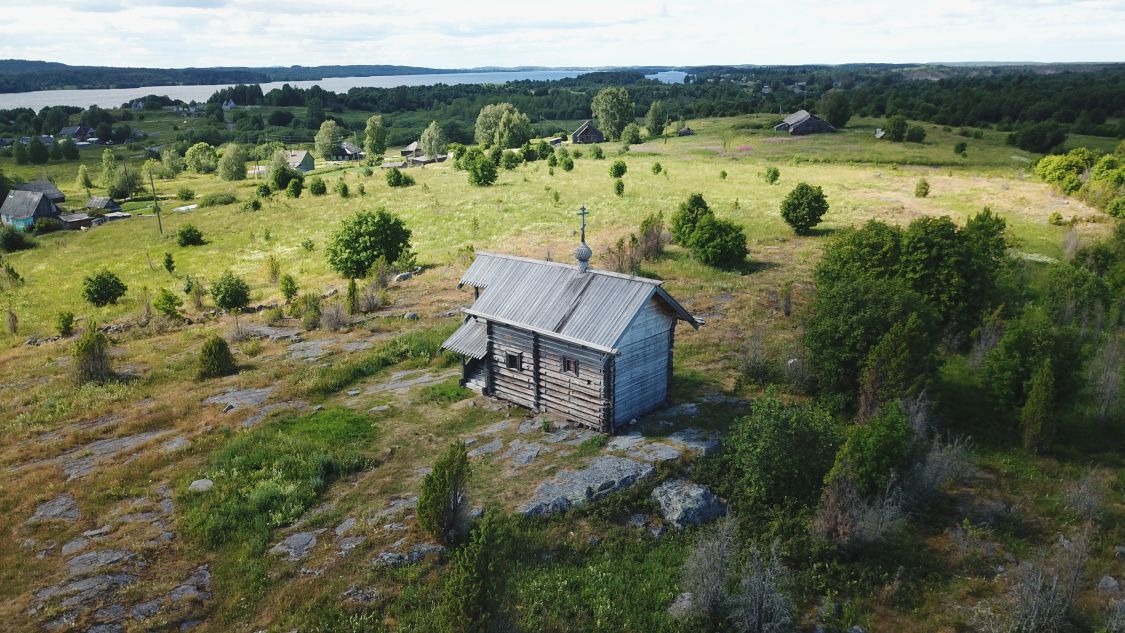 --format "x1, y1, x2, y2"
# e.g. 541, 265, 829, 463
575, 241, 592, 271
